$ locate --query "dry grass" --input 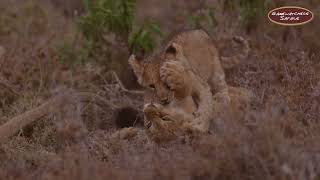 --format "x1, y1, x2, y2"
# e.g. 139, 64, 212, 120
0, 0, 319, 179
